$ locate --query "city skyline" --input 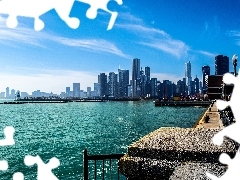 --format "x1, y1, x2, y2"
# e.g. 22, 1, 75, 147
1, 1, 240, 94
